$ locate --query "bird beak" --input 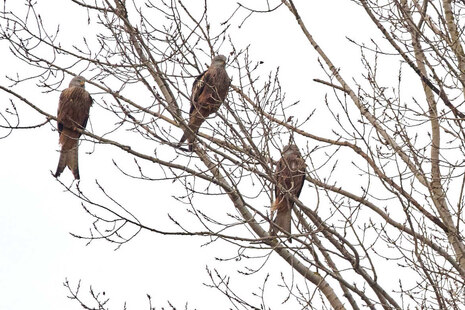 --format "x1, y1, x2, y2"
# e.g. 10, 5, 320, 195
80, 80, 85, 87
